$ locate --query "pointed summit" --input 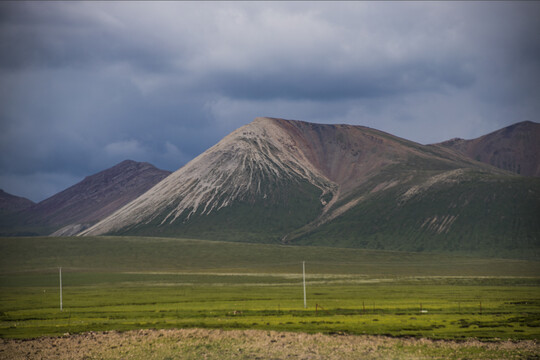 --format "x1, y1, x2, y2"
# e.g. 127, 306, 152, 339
1, 160, 171, 236
80, 118, 536, 255
81, 118, 338, 238
0, 190, 35, 214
